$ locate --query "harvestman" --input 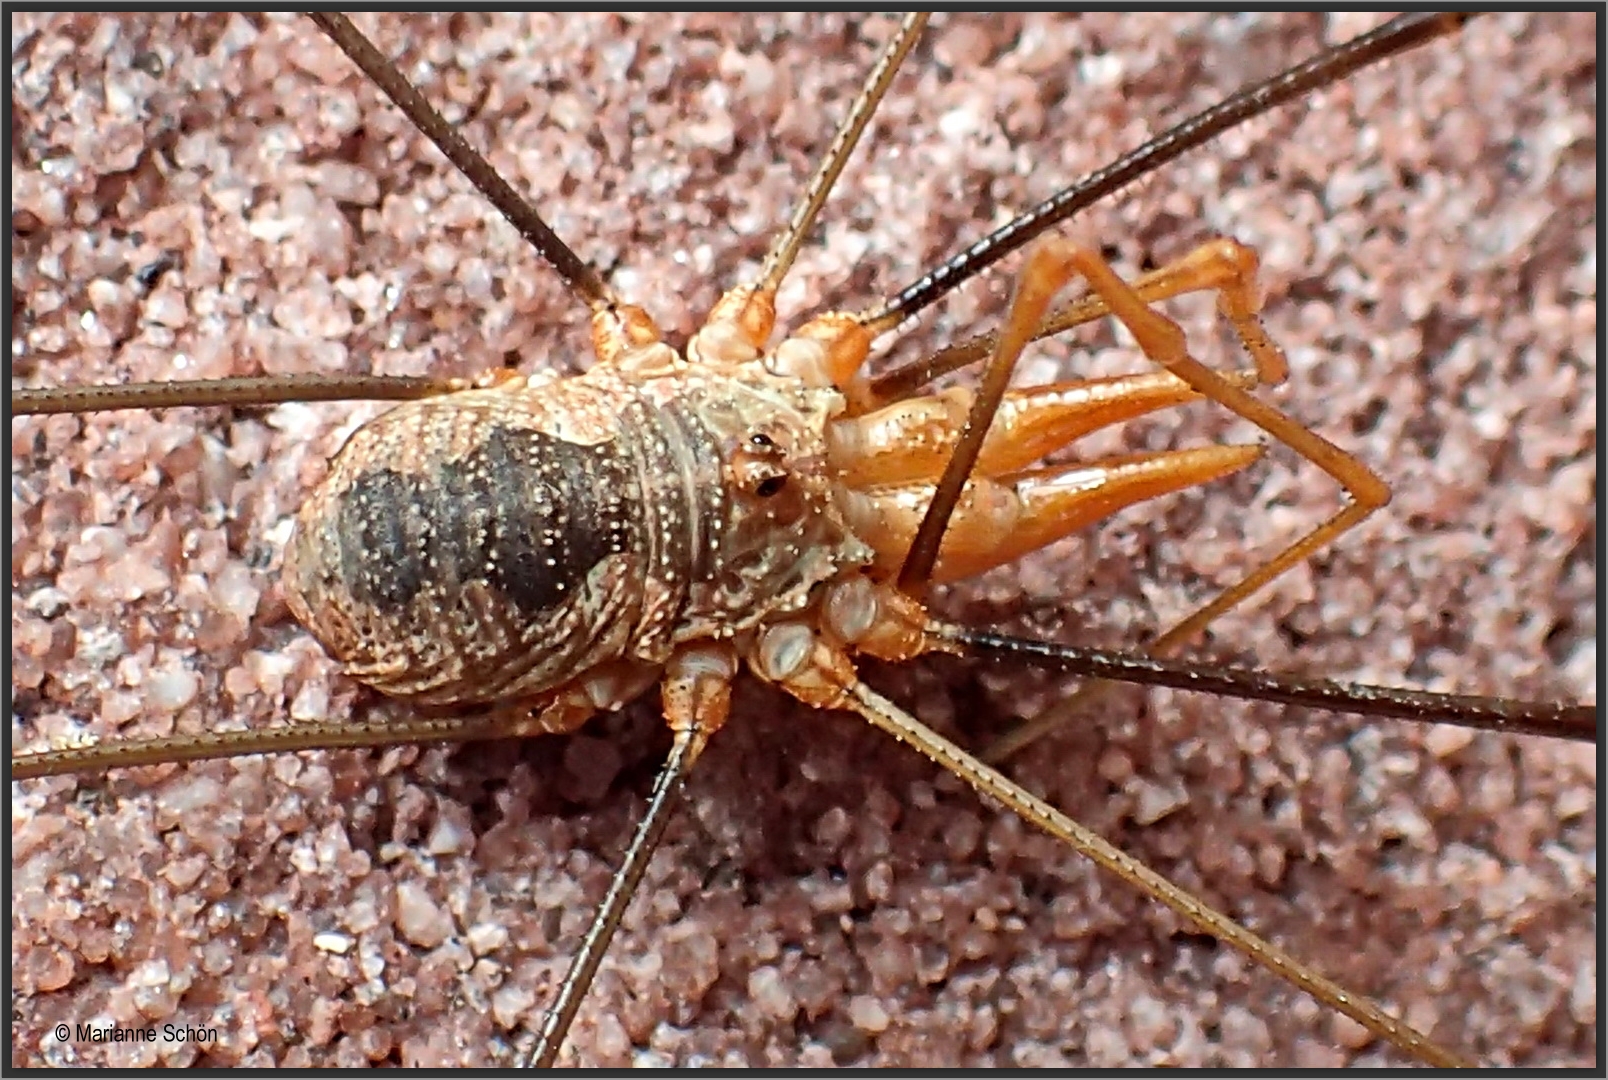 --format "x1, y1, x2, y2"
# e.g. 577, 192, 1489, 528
9, 10, 1595, 1073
